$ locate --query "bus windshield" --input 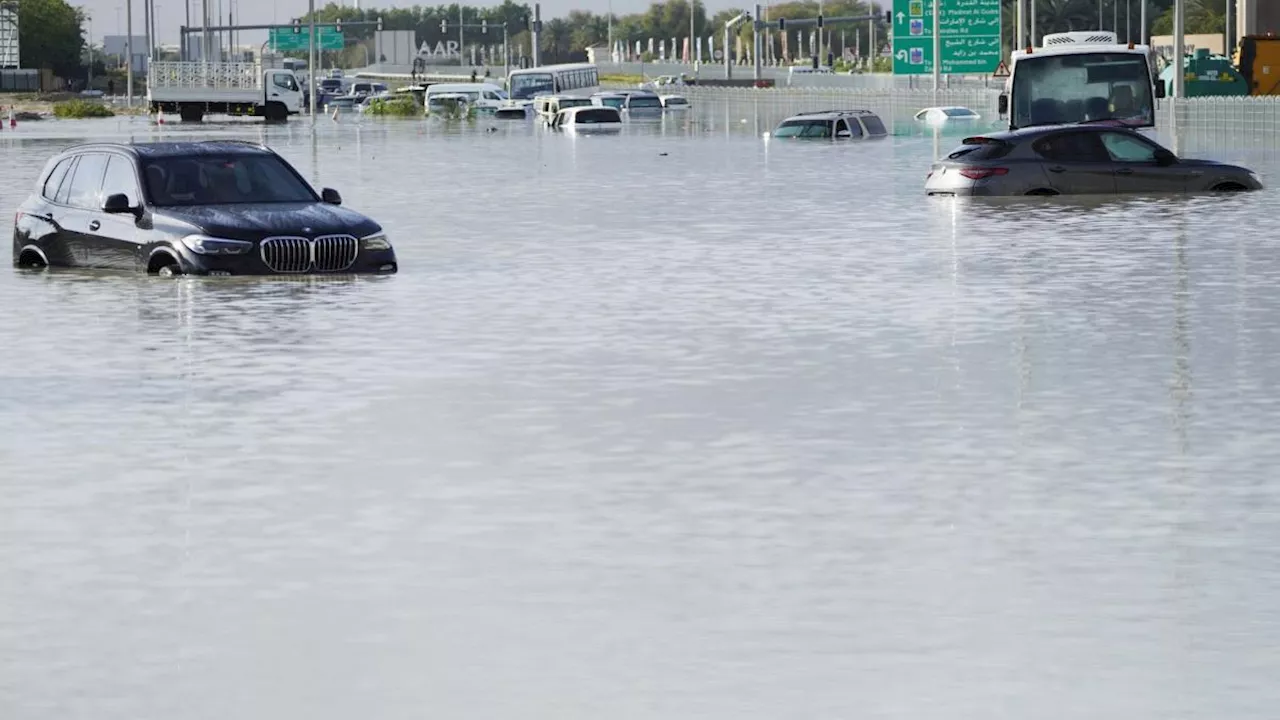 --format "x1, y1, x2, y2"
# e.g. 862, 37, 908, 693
1010, 52, 1155, 129
510, 73, 554, 100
